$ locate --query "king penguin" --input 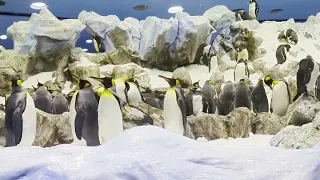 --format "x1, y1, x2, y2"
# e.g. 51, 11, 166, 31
293, 55, 320, 101
126, 77, 144, 103
264, 75, 291, 116
276, 44, 291, 65
234, 59, 250, 83
5, 75, 37, 147
251, 78, 269, 113
50, 90, 69, 115
32, 81, 52, 113
158, 75, 187, 136
70, 78, 100, 146
114, 78, 130, 107
216, 81, 235, 115
234, 79, 252, 109
201, 80, 217, 114
91, 76, 124, 143
248, 0, 259, 20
